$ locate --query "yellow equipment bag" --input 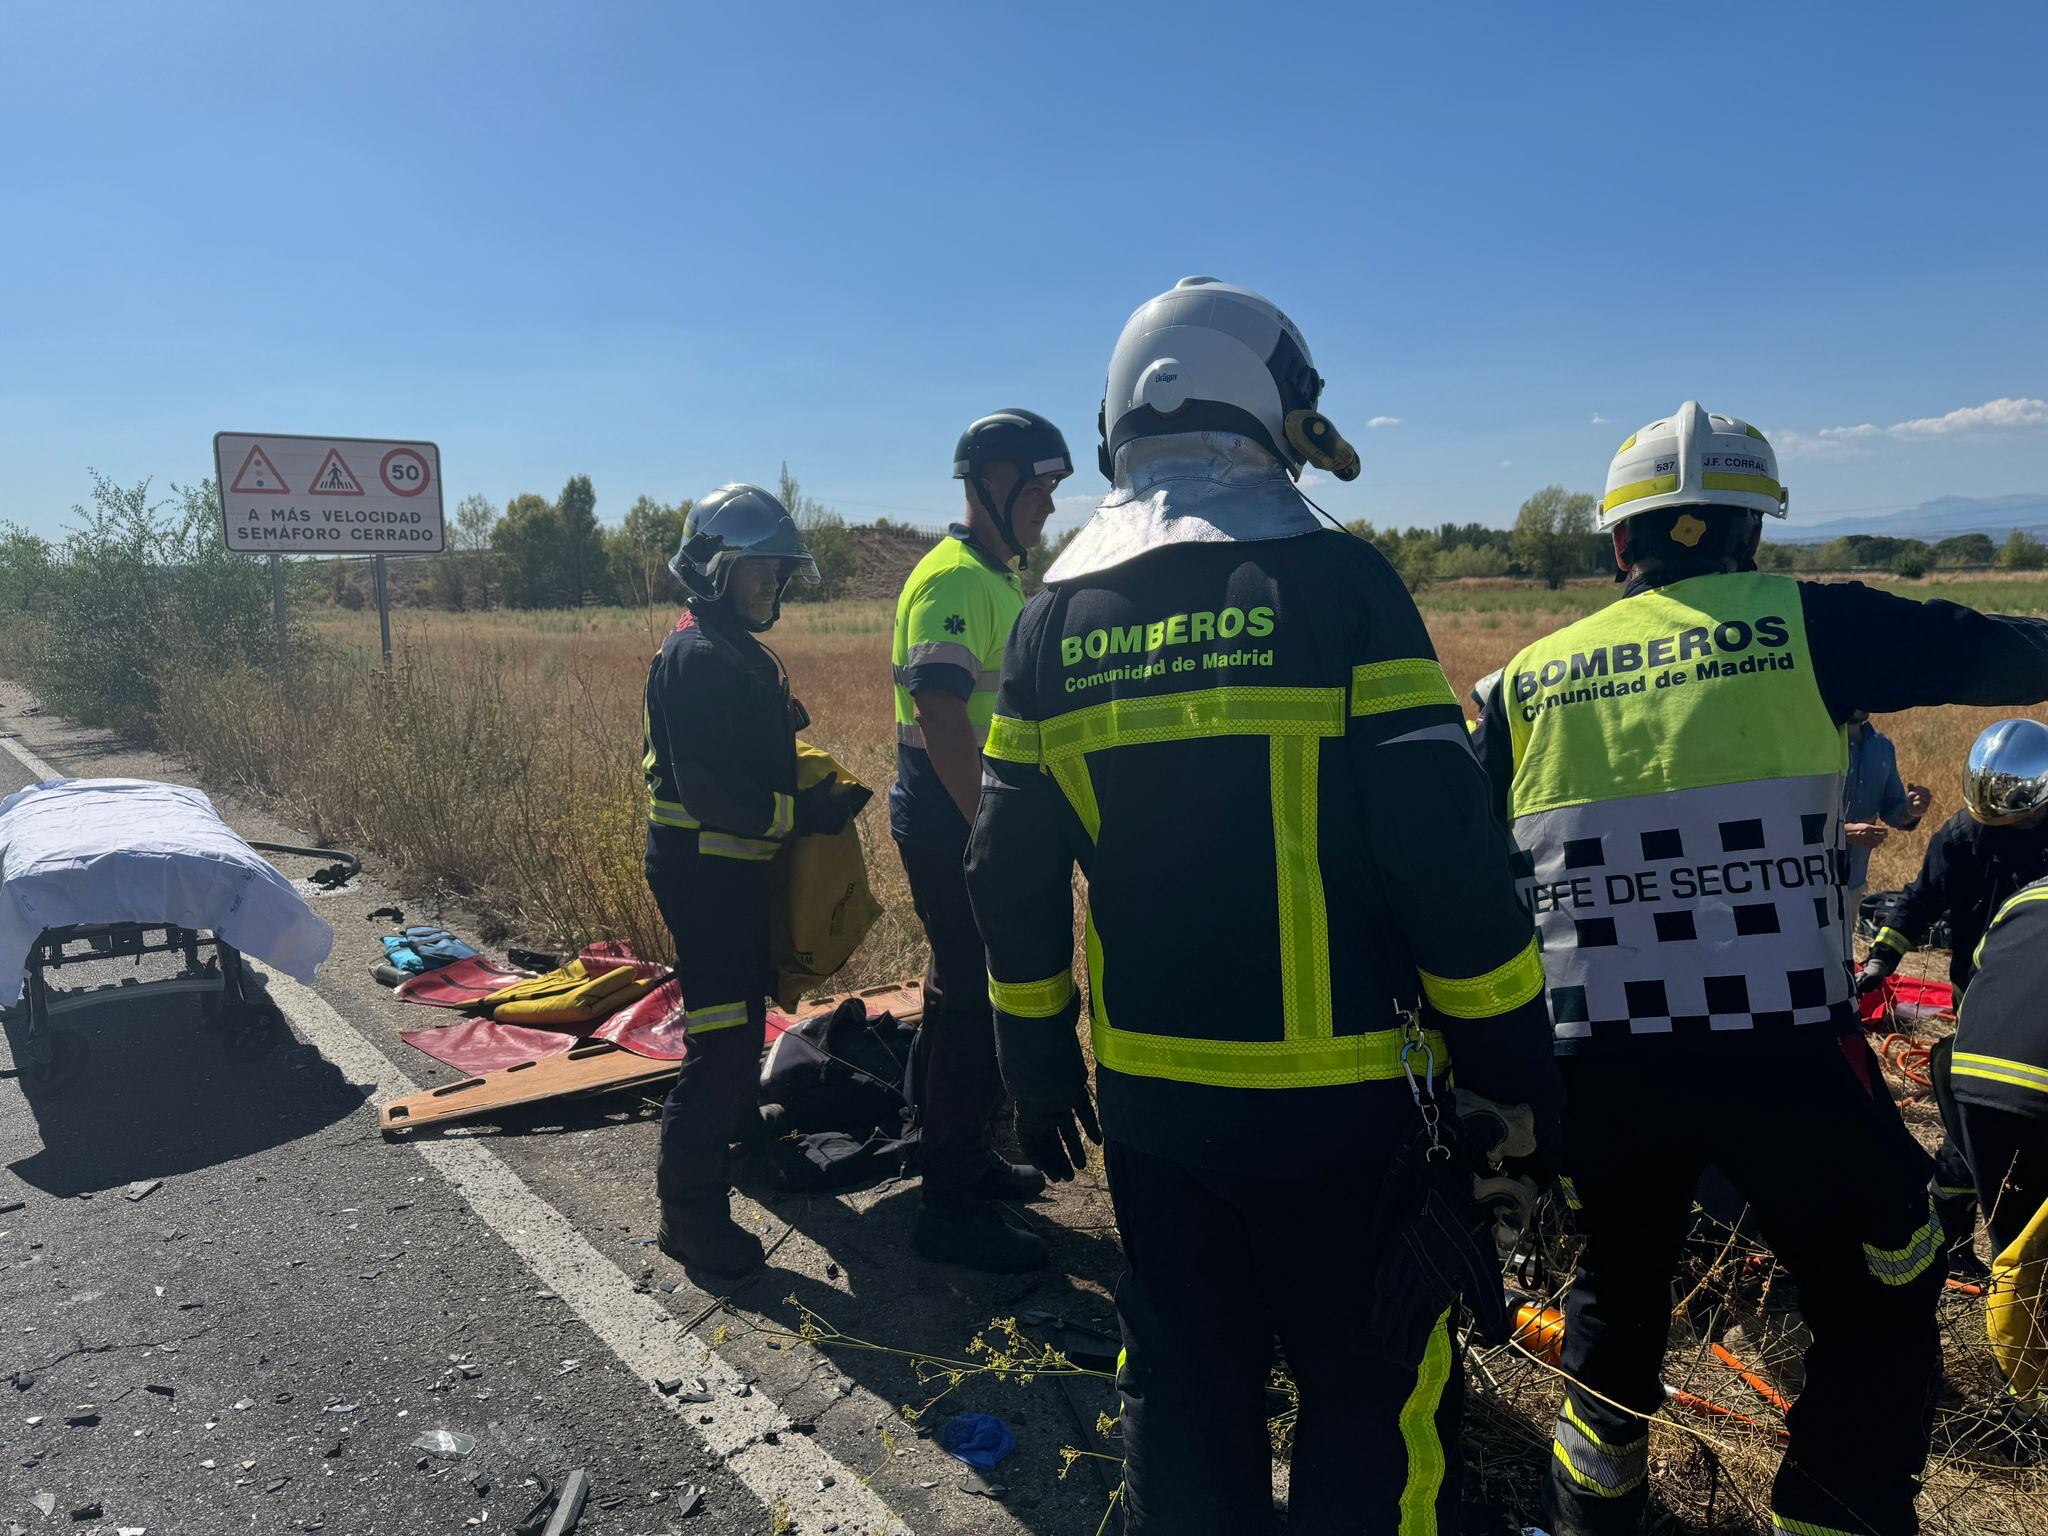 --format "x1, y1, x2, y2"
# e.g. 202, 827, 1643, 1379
1988, 1189, 2048, 1403
771, 742, 882, 1011
483, 958, 661, 1025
